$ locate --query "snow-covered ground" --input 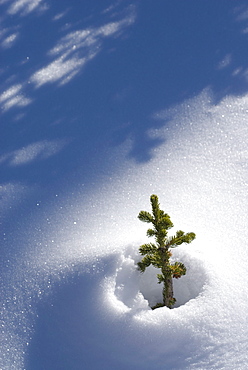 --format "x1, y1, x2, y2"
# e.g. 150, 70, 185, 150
1, 1, 248, 369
